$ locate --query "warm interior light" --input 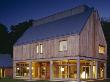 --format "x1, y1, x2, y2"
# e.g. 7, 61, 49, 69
81, 71, 88, 79
93, 66, 97, 78
61, 67, 64, 72
99, 45, 105, 54
27, 67, 29, 70
0, 69, 2, 78
93, 66, 96, 74
32, 73, 34, 75
26, 67, 34, 70
17, 67, 19, 70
